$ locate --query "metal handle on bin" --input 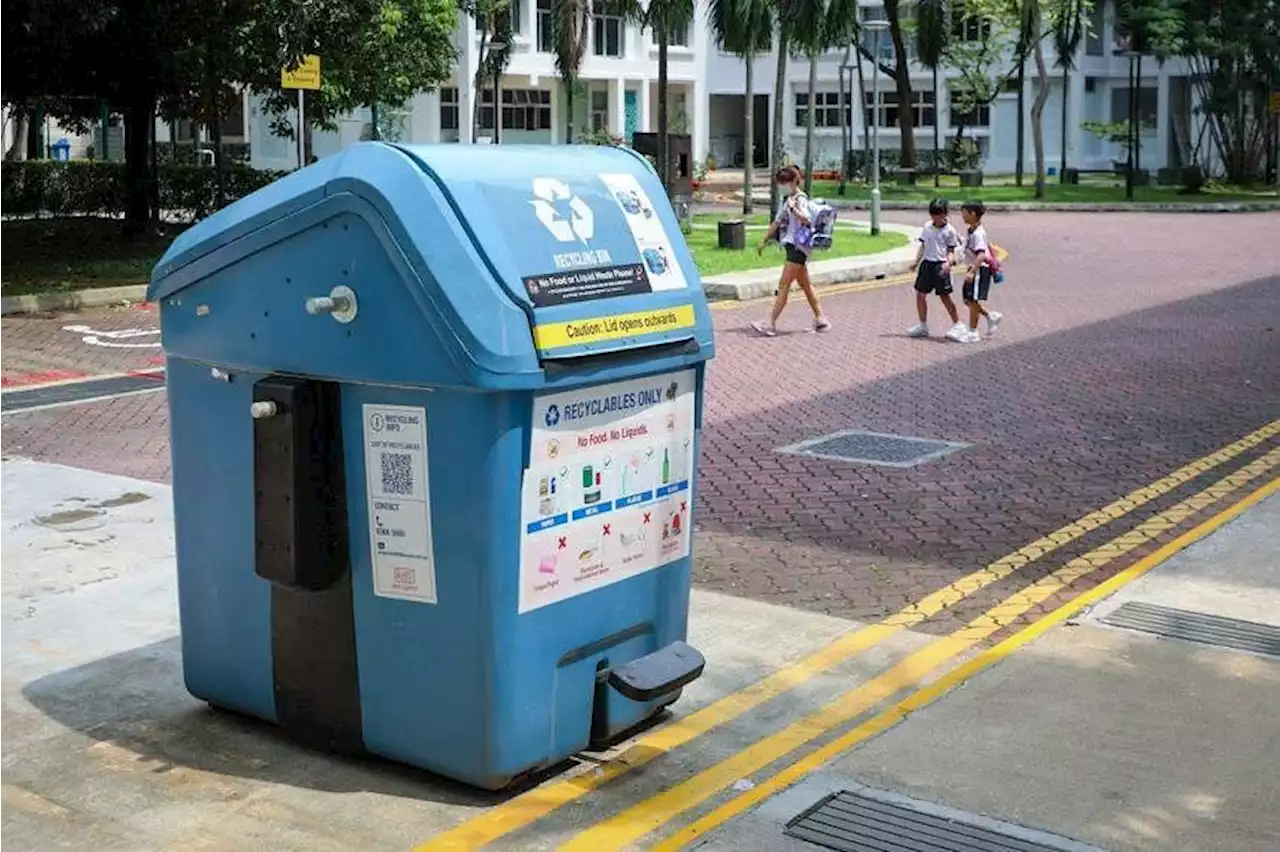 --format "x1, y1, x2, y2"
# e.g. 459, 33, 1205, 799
304, 285, 358, 324
250, 401, 278, 419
